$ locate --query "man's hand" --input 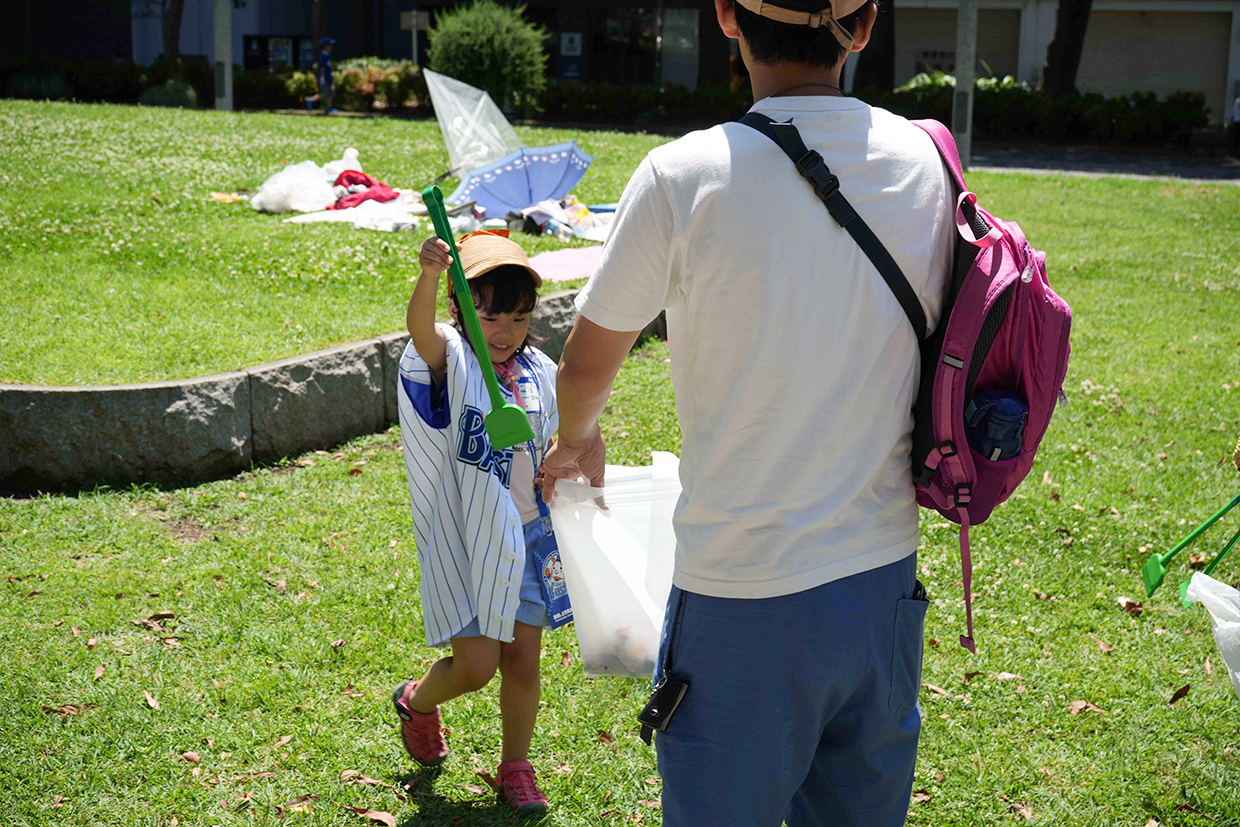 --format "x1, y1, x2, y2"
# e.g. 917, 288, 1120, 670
540, 425, 606, 502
